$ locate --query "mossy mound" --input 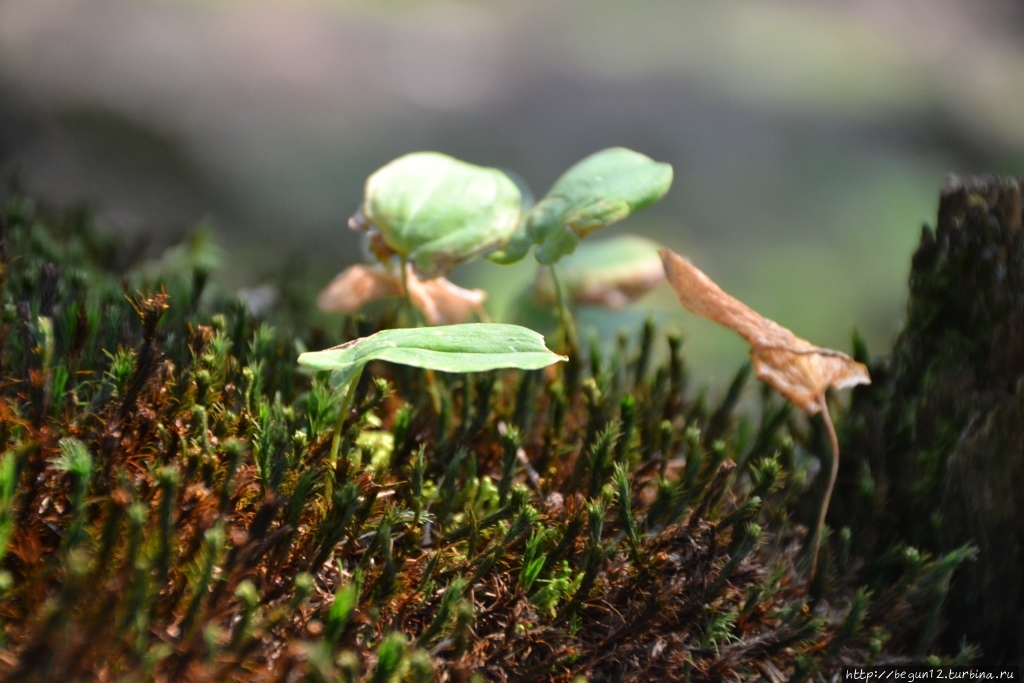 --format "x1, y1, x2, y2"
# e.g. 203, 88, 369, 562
840, 176, 1024, 664
0, 194, 974, 681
